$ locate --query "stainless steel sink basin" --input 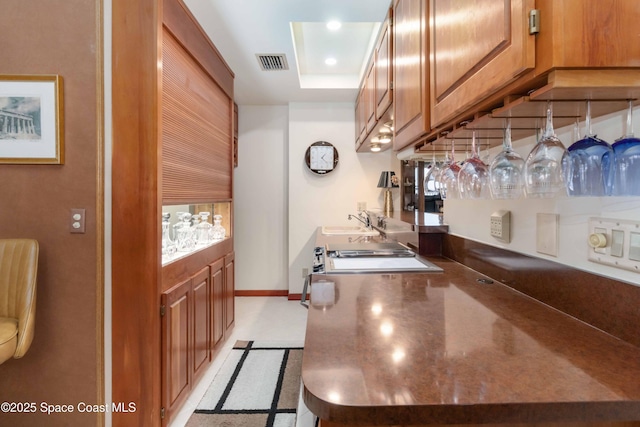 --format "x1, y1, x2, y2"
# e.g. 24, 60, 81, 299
321, 226, 379, 236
